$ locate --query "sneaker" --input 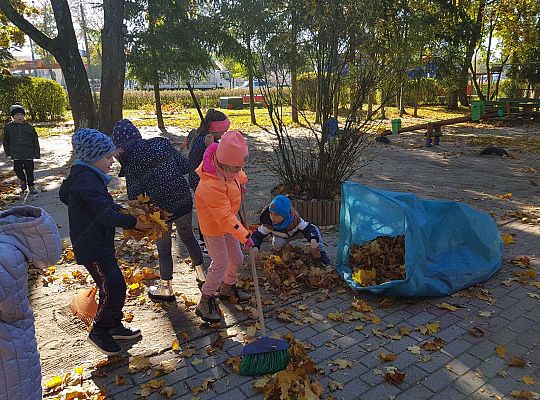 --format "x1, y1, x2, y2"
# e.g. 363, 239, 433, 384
110, 324, 142, 340
195, 295, 222, 323
87, 329, 121, 355
20, 181, 27, 192
148, 279, 175, 302
29, 185, 38, 194
319, 251, 331, 266
219, 283, 251, 304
